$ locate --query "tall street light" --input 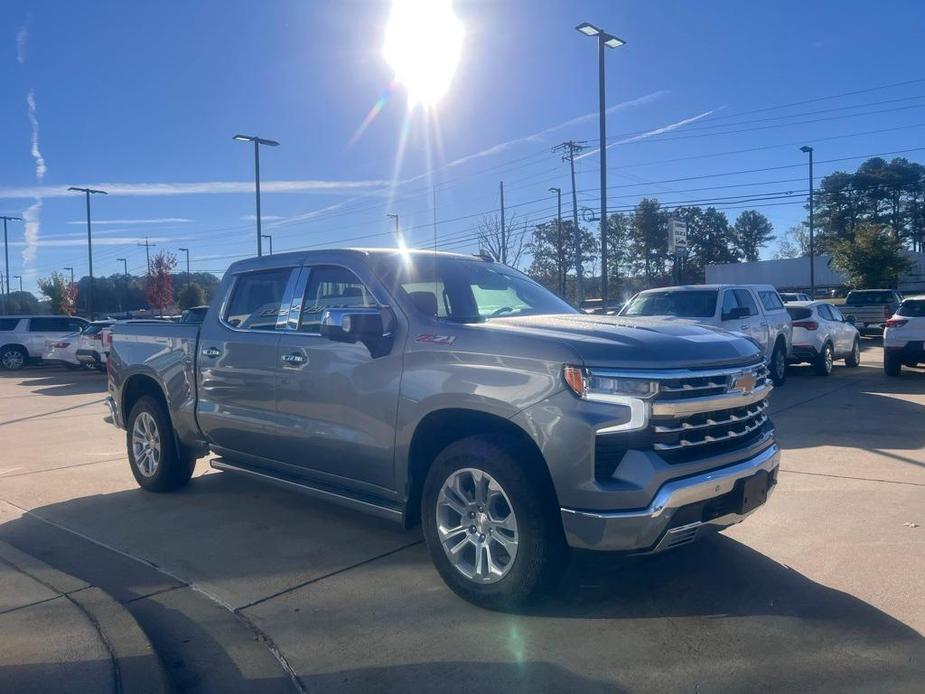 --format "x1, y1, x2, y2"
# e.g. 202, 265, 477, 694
116, 258, 128, 277
261, 234, 273, 255
386, 213, 400, 244
233, 134, 279, 257
1, 215, 22, 299
68, 187, 107, 319
177, 247, 191, 289
116, 258, 128, 314
577, 21, 625, 304
549, 187, 565, 296
800, 145, 815, 297
13, 275, 22, 293
64, 266, 75, 285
